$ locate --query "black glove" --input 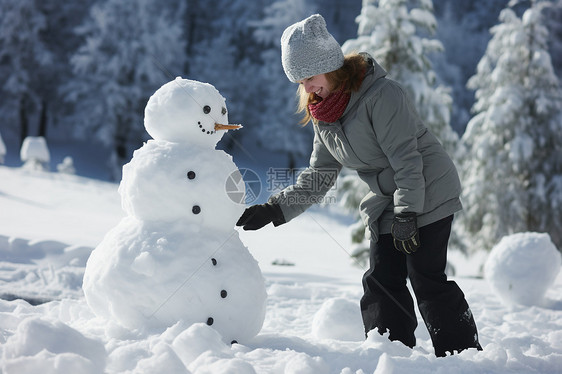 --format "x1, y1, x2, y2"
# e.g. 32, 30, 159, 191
236, 203, 285, 231
391, 212, 420, 254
